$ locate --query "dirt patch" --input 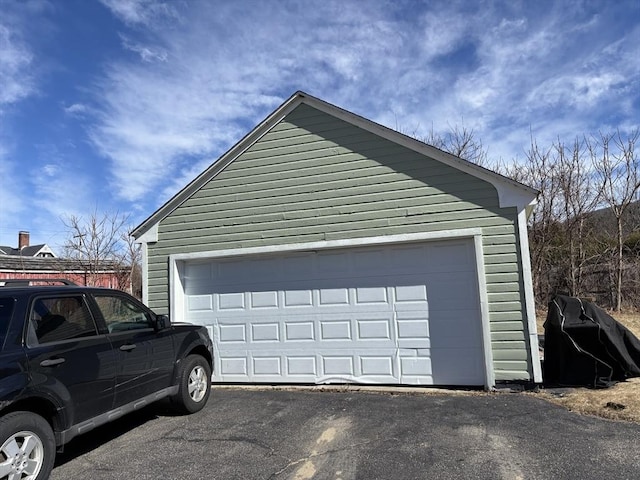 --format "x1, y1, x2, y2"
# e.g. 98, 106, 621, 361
536, 309, 640, 423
